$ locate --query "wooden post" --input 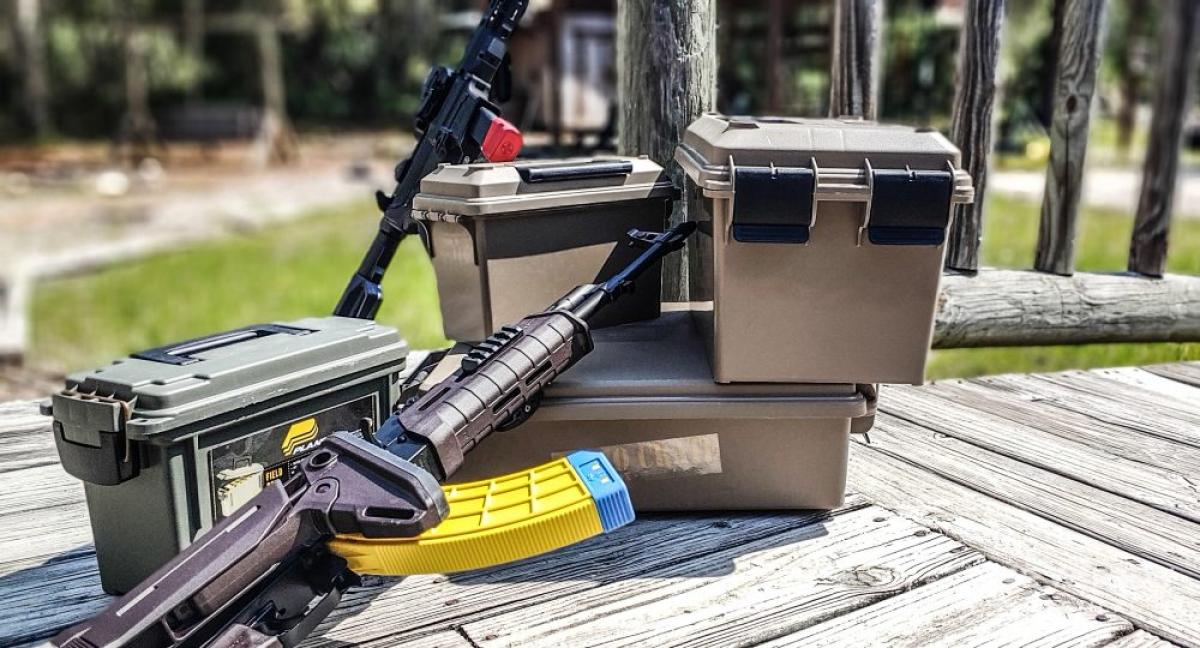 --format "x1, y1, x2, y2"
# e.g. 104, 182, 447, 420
828, 0, 882, 119
1128, 0, 1200, 278
1033, 0, 1107, 276
13, 0, 50, 138
617, 0, 718, 301
945, 0, 1006, 273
